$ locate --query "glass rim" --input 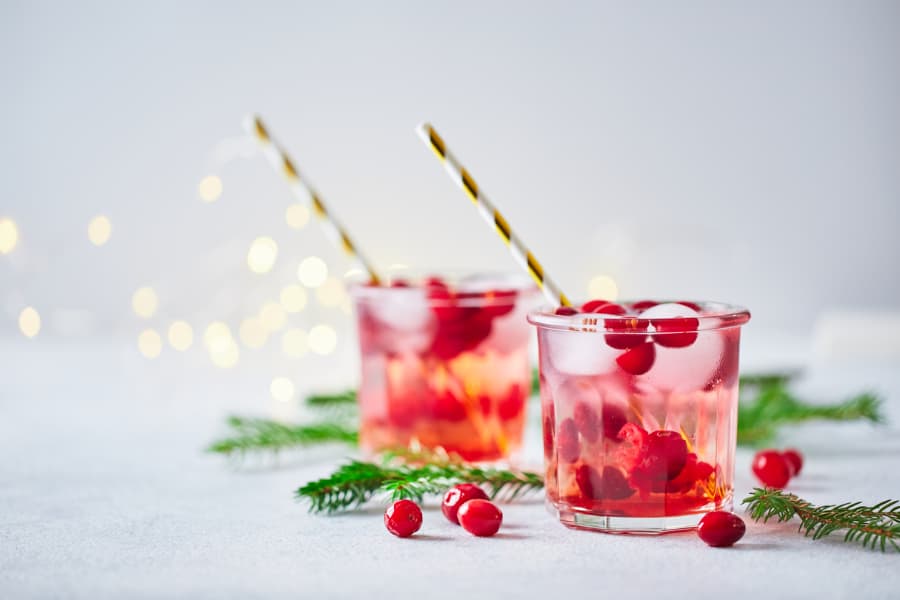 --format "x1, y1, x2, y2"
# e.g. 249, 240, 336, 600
527, 300, 751, 333
347, 272, 541, 308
